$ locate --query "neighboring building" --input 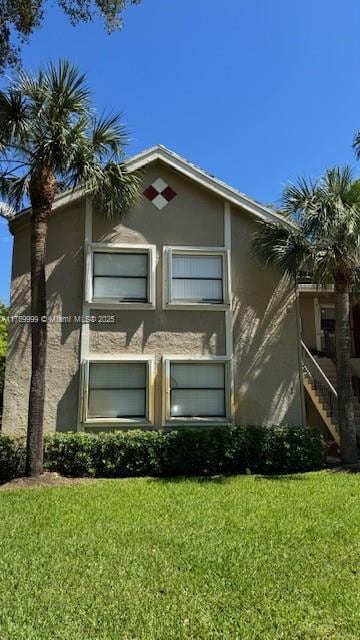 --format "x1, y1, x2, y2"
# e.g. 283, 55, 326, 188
2, 145, 306, 436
